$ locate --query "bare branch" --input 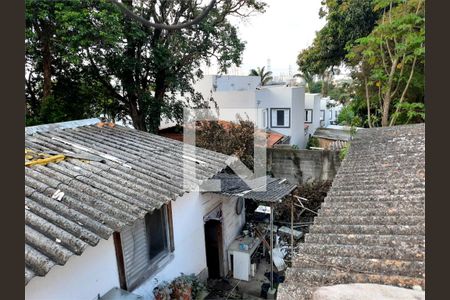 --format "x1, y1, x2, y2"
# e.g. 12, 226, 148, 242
108, 0, 216, 30
389, 56, 418, 126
